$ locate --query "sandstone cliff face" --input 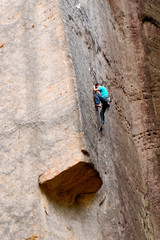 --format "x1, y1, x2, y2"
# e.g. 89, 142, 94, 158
0, 0, 159, 240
